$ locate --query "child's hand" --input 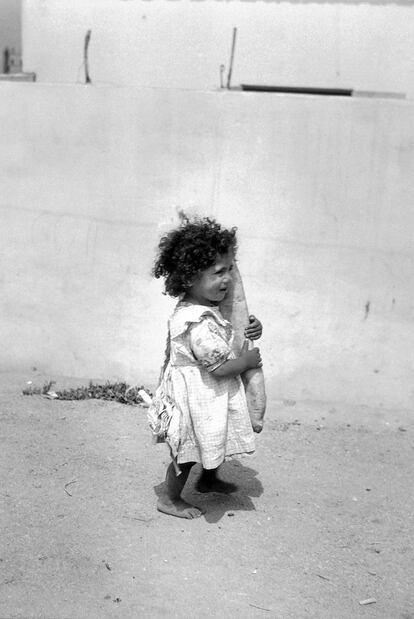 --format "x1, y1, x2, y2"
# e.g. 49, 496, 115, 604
244, 315, 263, 341
245, 347, 262, 370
